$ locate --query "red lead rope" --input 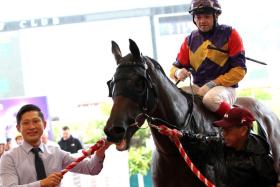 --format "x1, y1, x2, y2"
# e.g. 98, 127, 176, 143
61, 139, 105, 175
60, 125, 215, 187
155, 124, 216, 187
